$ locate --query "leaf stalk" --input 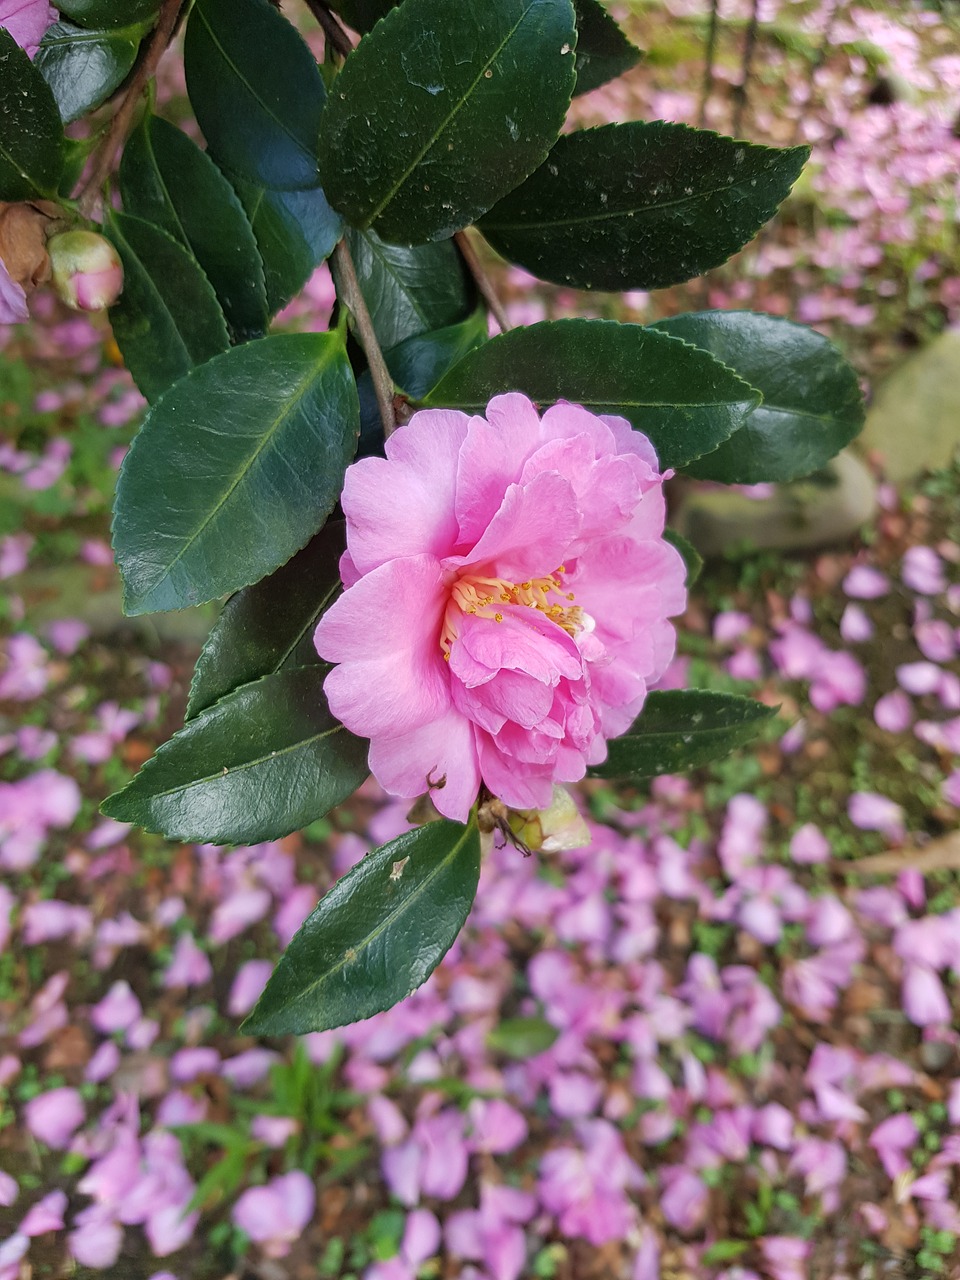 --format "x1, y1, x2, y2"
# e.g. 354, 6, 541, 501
455, 229, 511, 334
333, 236, 397, 438
76, 0, 185, 216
